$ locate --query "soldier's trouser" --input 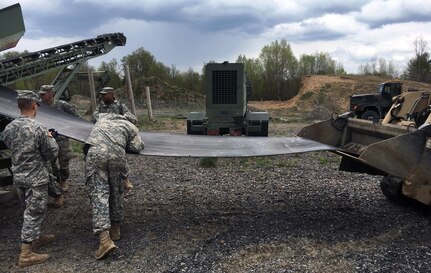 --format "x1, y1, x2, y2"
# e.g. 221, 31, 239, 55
85, 153, 125, 235
48, 174, 63, 197
16, 184, 48, 243
51, 138, 72, 180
